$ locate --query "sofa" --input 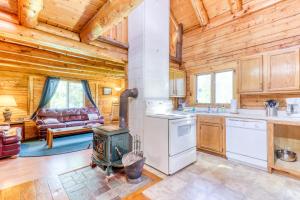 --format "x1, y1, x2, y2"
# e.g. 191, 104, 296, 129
0, 126, 22, 159
35, 107, 104, 139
